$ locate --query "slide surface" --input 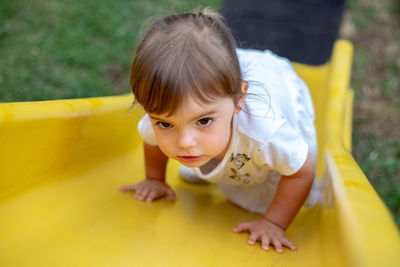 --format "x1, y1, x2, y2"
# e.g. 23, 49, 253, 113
1, 40, 399, 267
